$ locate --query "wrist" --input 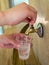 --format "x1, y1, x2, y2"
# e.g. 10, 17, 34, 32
0, 11, 7, 25
3, 11, 8, 25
